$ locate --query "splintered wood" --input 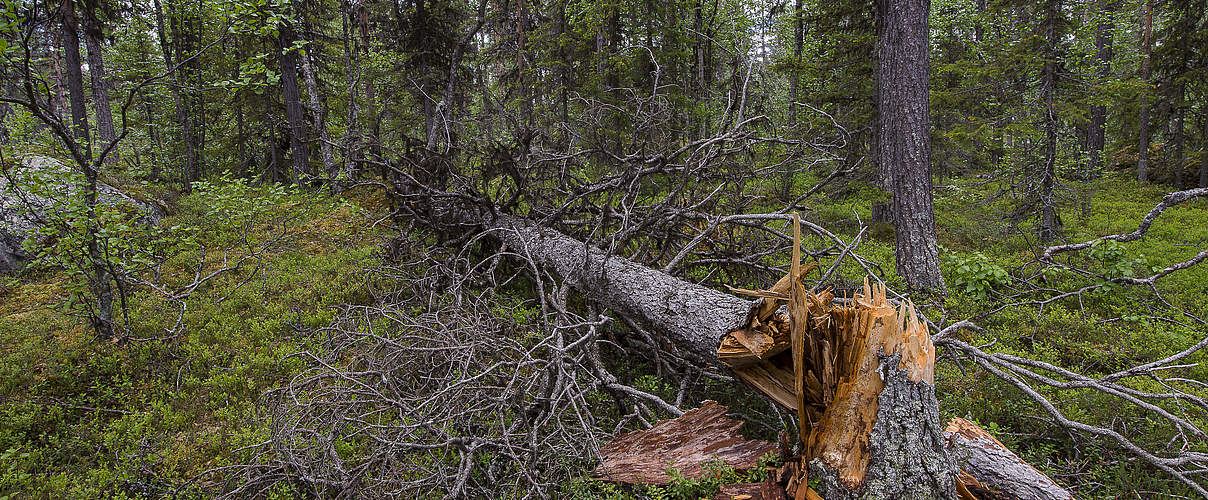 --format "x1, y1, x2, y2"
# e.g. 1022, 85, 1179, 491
719, 213, 937, 490
586, 213, 1071, 499
594, 401, 777, 485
